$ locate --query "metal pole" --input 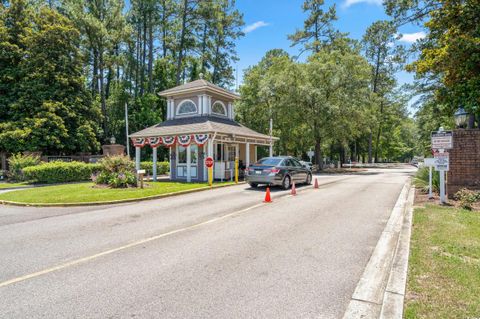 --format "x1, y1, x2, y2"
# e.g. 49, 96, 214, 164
269, 118, 273, 157
152, 147, 157, 182
125, 102, 130, 157
440, 170, 446, 204
428, 166, 433, 199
